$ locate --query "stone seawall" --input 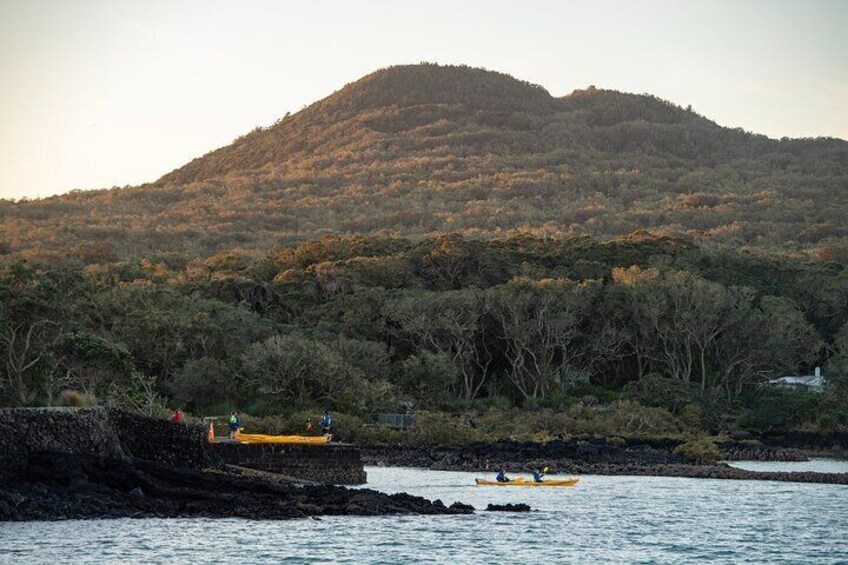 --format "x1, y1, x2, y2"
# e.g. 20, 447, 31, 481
3, 407, 366, 485
108, 409, 215, 468
1, 407, 215, 470
0, 407, 126, 464
214, 443, 367, 485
